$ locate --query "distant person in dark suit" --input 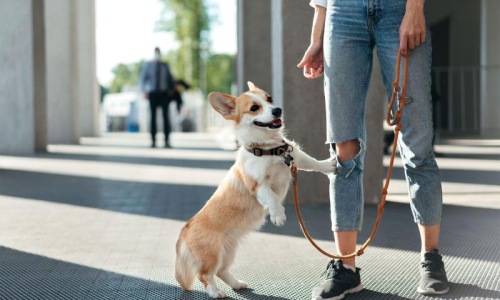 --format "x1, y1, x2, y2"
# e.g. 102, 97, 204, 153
140, 47, 175, 148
